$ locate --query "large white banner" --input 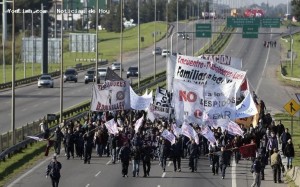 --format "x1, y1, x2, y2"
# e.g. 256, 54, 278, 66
200, 125, 216, 144
227, 120, 244, 136
174, 55, 246, 89
172, 79, 204, 125
198, 54, 242, 70
172, 123, 182, 138
236, 91, 258, 119
91, 81, 130, 111
130, 86, 153, 110
181, 122, 199, 144
167, 55, 177, 92
161, 129, 176, 145
155, 87, 171, 107
203, 82, 236, 120
147, 104, 171, 122
134, 116, 144, 133
105, 119, 119, 135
